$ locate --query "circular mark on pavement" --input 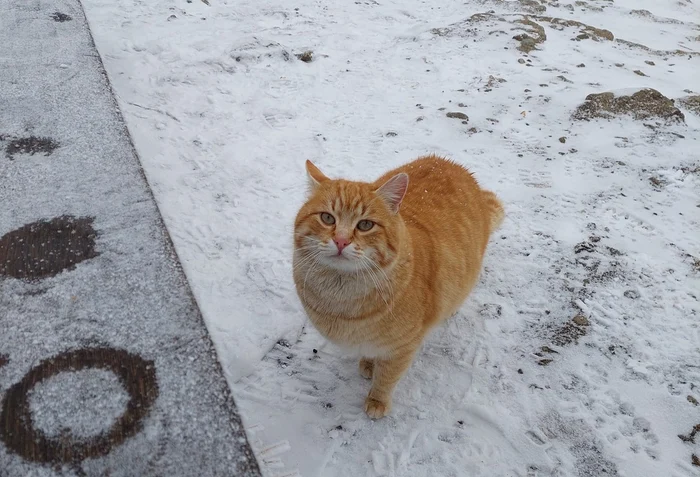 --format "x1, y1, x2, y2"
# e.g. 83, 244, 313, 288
0, 347, 159, 464
50, 12, 72, 22
5, 136, 59, 159
0, 216, 98, 280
